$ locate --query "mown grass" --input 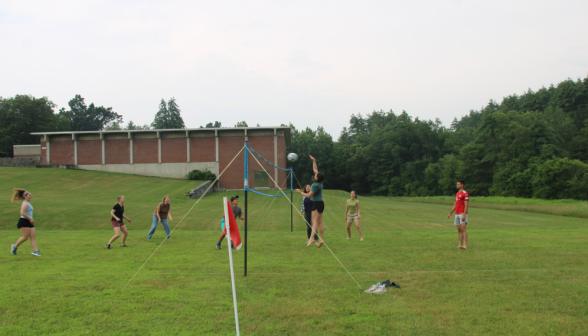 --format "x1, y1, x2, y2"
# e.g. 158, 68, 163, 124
0, 167, 587, 335
388, 195, 588, 218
